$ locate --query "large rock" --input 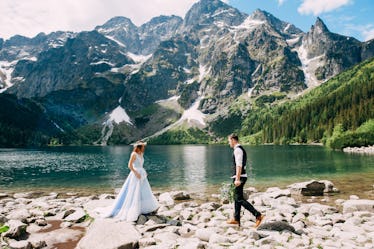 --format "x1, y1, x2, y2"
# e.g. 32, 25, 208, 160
64, 208, 86, 223
158, 193, 175, 206
257, 221, 297, 234
170, 191, 191, 201
195, 228, 216, 242
3, 220, 28, 239
287, 180, 326, 196
6, 239, 32, 249
77, 219, 141, 249
342, 199, 374, 214
26, 227, 83, 248
6, 209, 31, 222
